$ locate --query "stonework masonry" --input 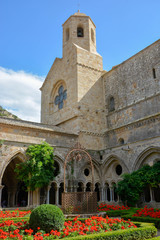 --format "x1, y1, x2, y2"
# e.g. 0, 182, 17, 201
0, 12, 160, 208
